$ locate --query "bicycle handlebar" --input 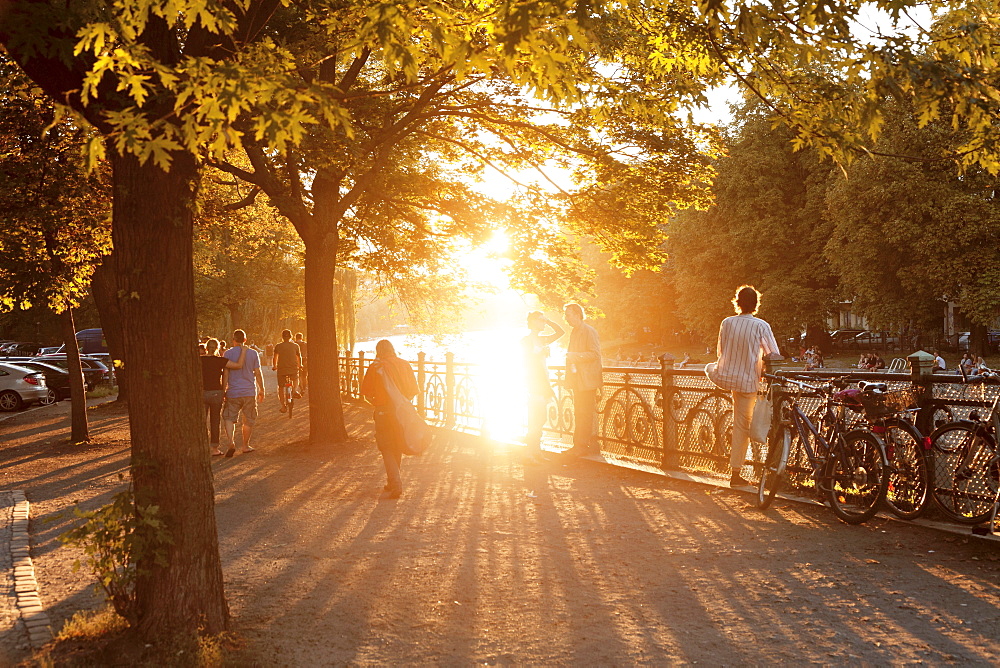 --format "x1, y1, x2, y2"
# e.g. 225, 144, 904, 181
763, 373, 844, 395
